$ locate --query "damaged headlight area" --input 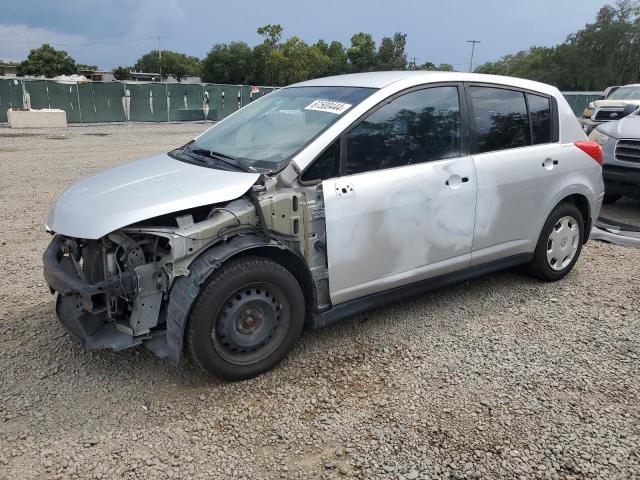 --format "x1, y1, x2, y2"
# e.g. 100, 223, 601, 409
43, 231, 172, 354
